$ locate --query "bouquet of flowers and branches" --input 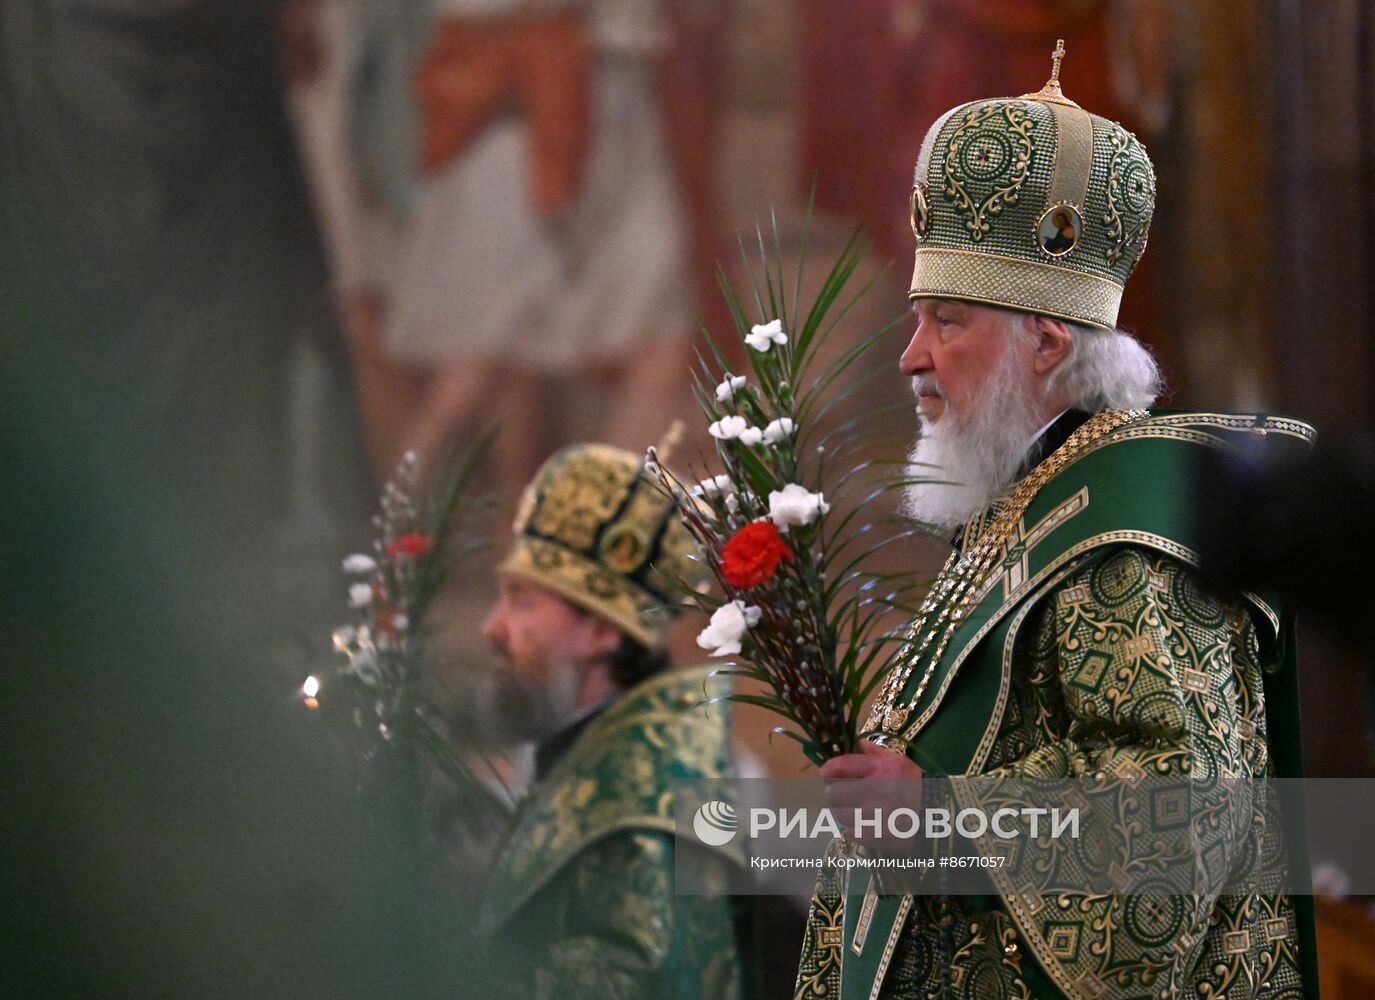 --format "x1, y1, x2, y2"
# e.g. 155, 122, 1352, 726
652, 222, 927, 764
308, 436, 509, 832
